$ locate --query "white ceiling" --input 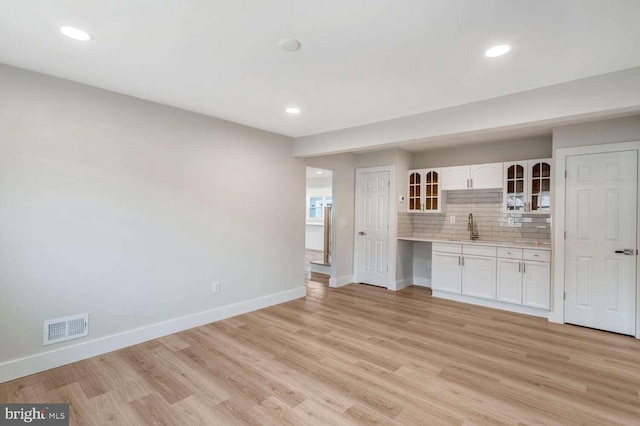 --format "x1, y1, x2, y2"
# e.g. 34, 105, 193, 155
306, 167, 332, 180
1, 1, 639, 138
